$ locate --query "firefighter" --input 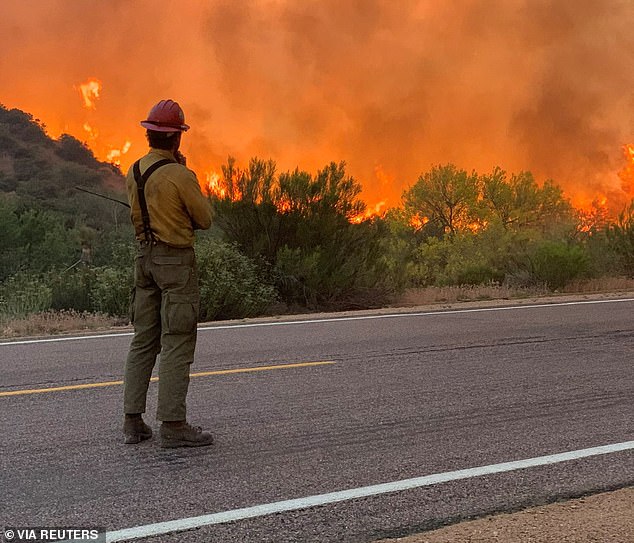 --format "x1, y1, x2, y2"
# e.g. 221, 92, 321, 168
122, 99, 213, 448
